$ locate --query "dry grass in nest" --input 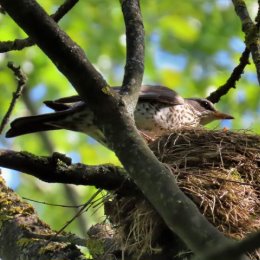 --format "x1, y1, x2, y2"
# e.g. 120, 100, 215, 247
105, 196, 164, 257
106, 130, 260, 259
